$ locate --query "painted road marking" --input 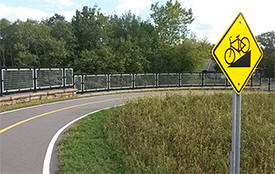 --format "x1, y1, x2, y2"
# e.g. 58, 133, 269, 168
0, 95, 114, 115
42, 107, 113, 174
0, 98, 121, 134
